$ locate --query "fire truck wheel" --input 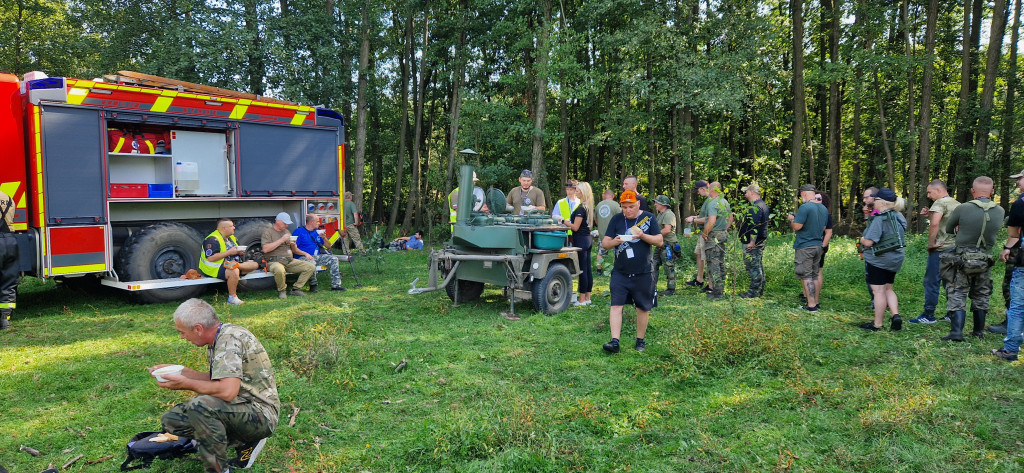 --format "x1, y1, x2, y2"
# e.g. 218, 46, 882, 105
116, 223, 205, 304
233, 218, 277, 291
445, 278, 484, 303
531, 262, 571, 315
